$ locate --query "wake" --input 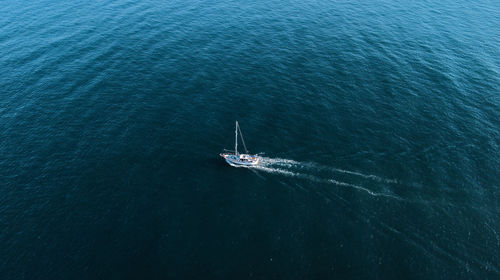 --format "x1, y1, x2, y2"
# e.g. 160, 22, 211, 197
259, 157, 398, 184
244, 156, 402, 200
